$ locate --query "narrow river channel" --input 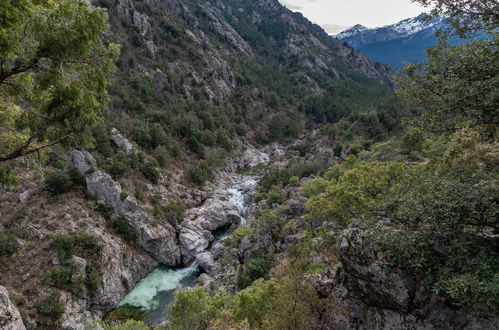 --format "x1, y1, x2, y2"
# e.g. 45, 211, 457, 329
117, 174, 259, 326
